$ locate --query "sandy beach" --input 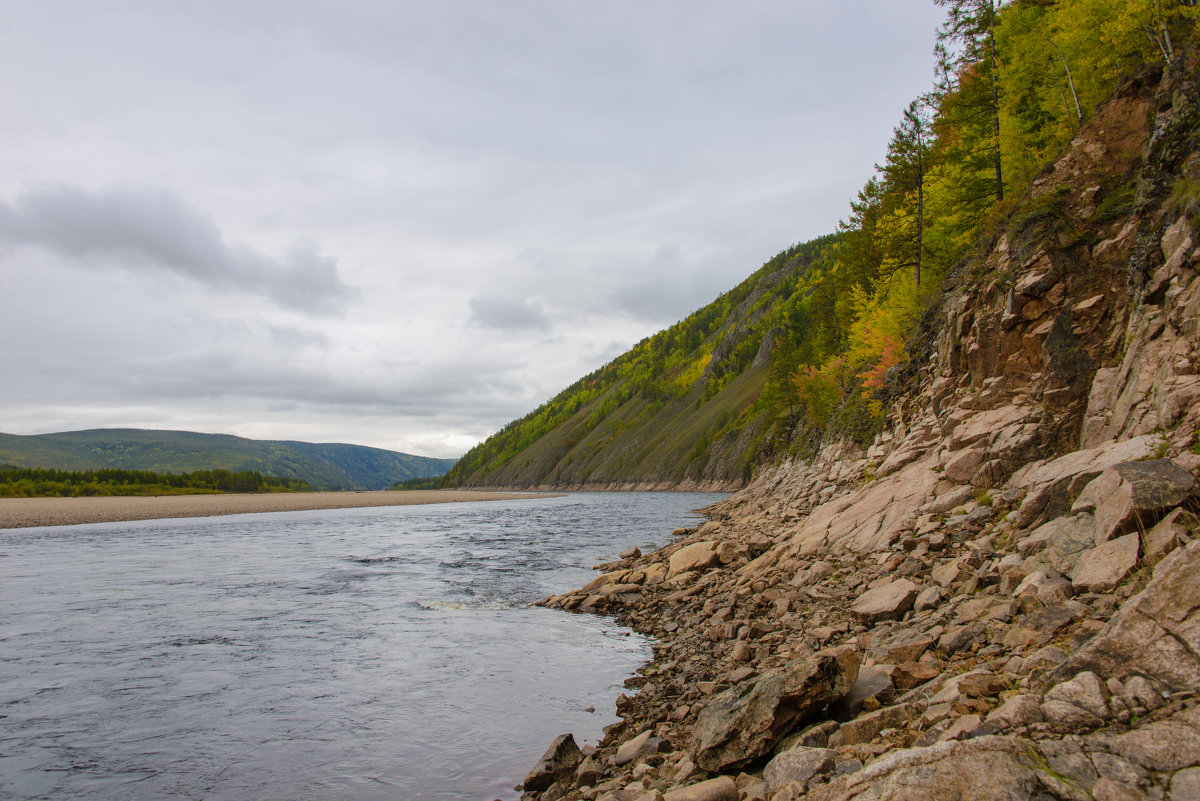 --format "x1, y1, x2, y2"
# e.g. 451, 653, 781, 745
0, 490, 559, 530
